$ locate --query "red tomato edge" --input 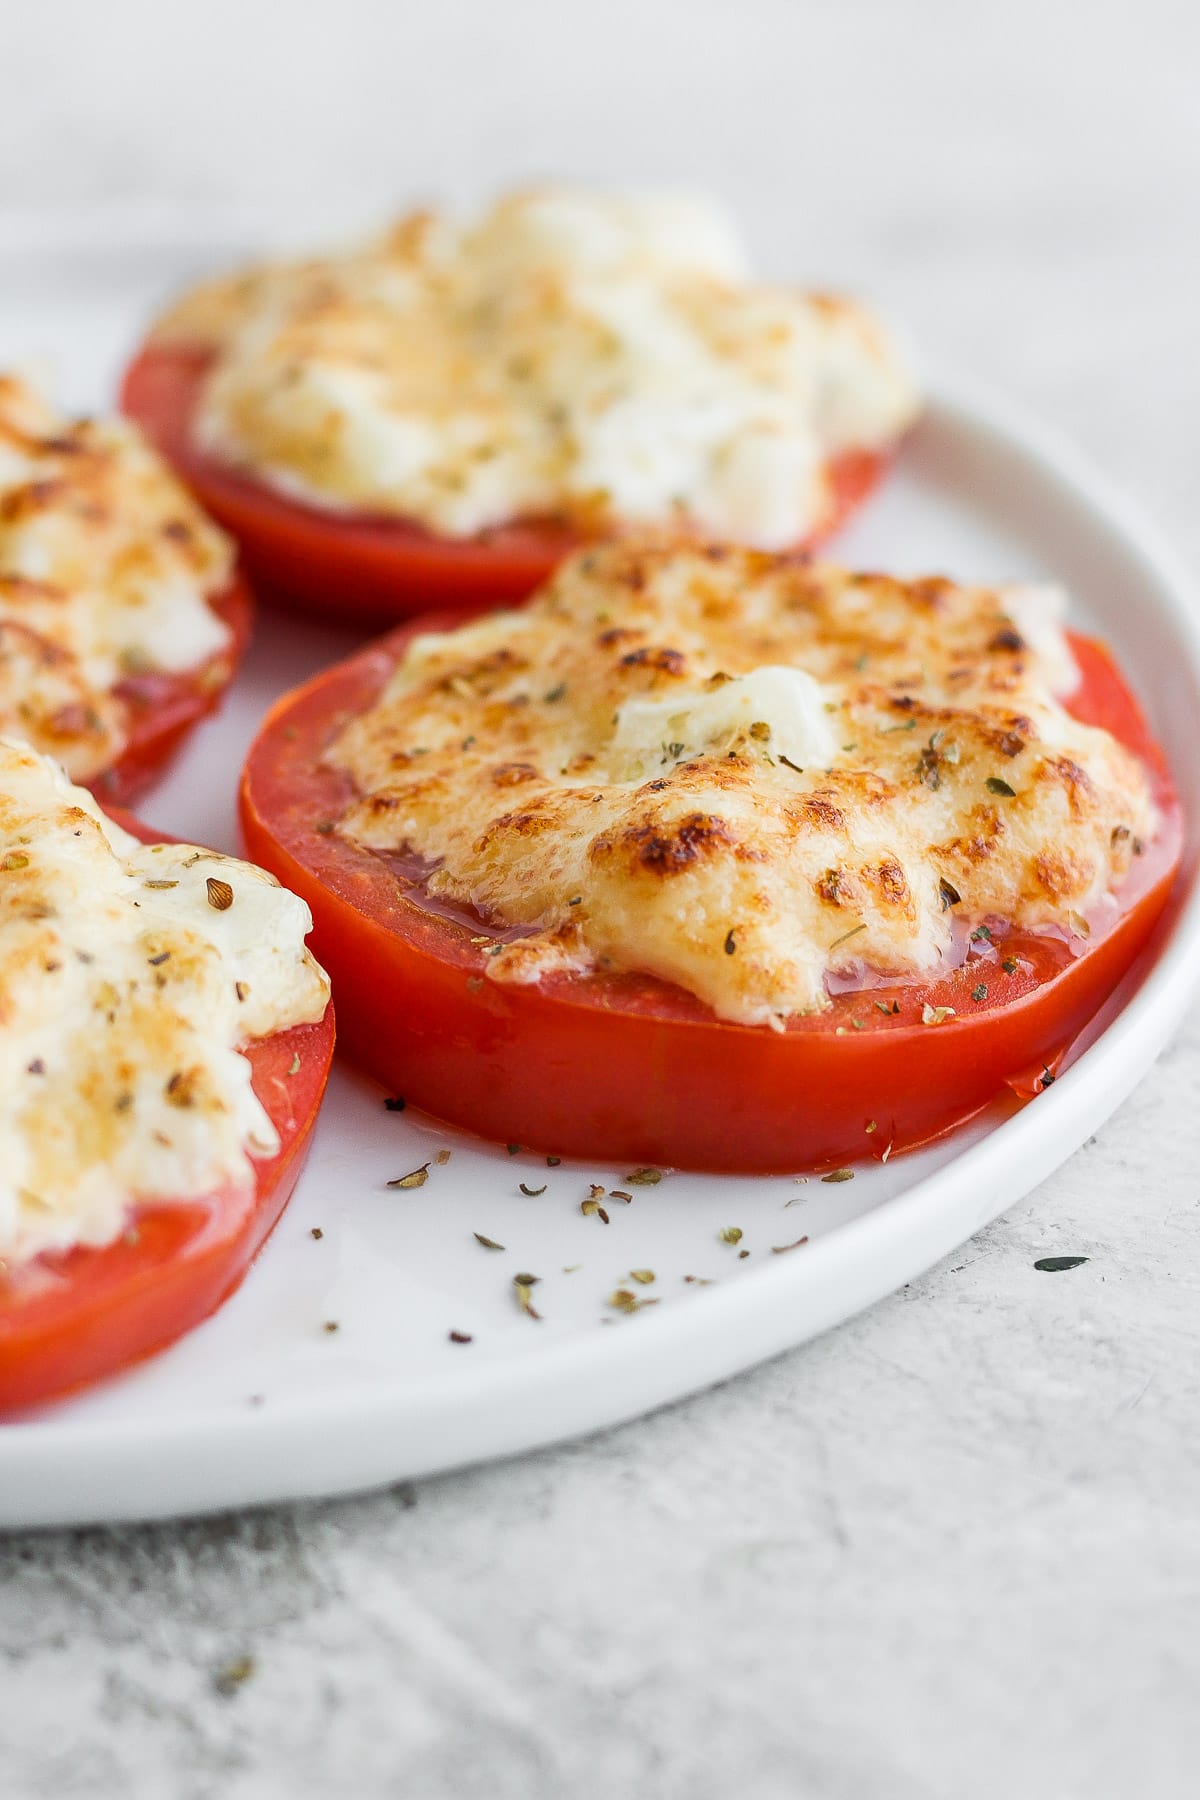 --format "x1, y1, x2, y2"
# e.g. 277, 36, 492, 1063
121, 341, 889, 626
0, 810, 335, 1415
238, 619, 1182, 1174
